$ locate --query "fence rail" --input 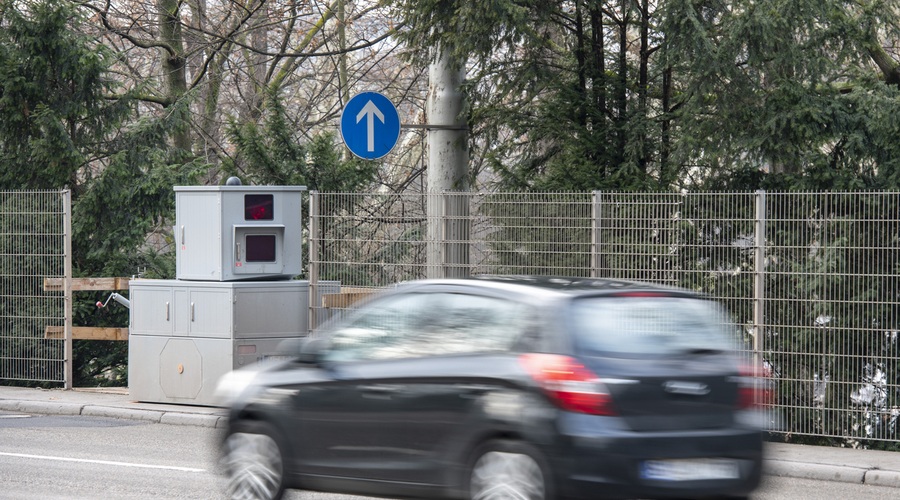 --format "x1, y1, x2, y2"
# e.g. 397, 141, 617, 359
309, 191, 900, 445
